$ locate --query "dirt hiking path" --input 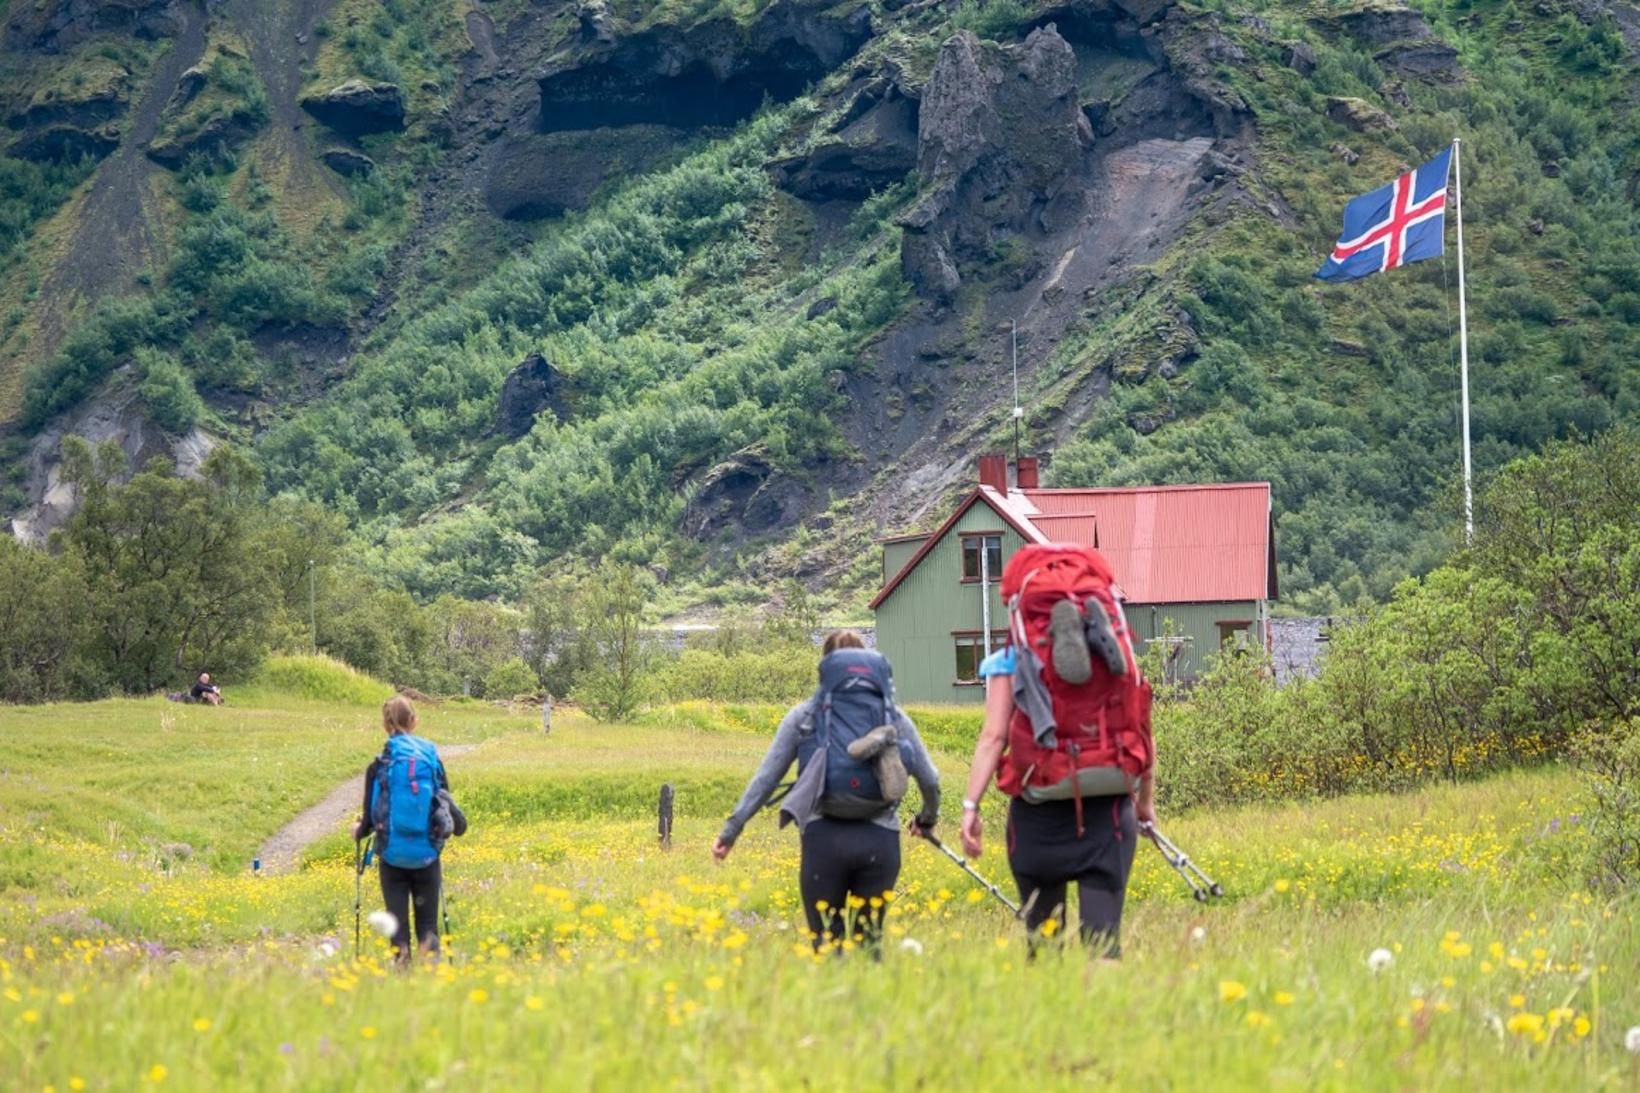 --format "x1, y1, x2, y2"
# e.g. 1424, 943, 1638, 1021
258, 744, 477, 873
